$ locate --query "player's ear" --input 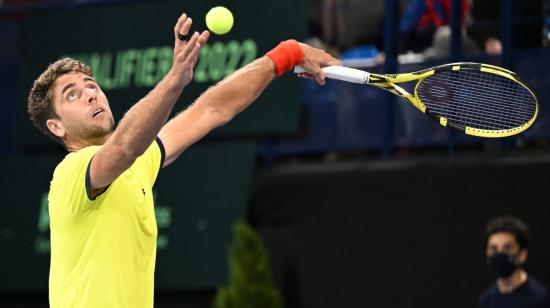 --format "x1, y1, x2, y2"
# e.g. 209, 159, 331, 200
46, 118, 66, 139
